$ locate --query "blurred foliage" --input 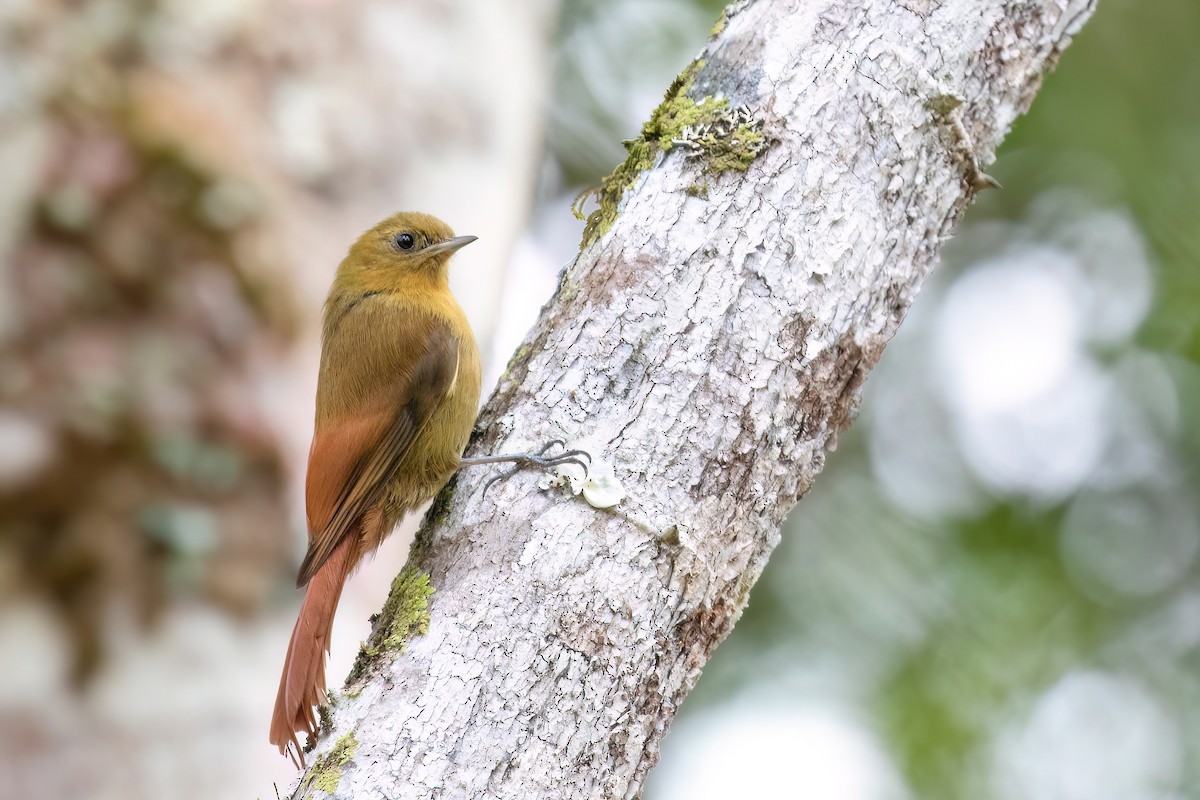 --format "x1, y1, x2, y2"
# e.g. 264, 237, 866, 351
548, 0, 722, 186
0, 0, 296, 684
994, 0, 1200, 361
546, 0, 1200, 798
876, 507, 1104, 799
